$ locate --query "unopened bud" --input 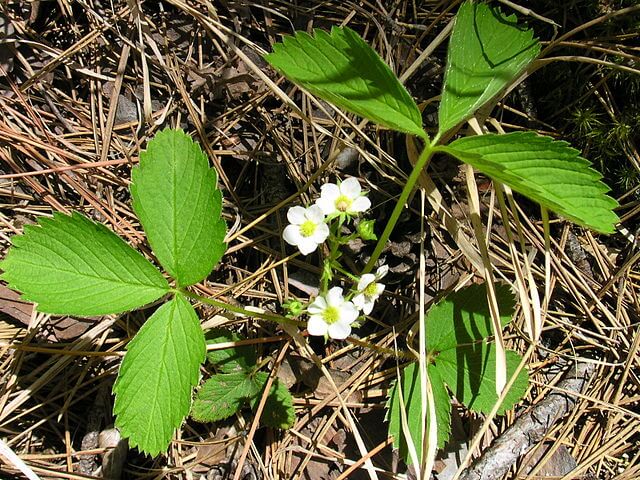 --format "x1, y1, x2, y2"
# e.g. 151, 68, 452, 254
357, 219, 377, 241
